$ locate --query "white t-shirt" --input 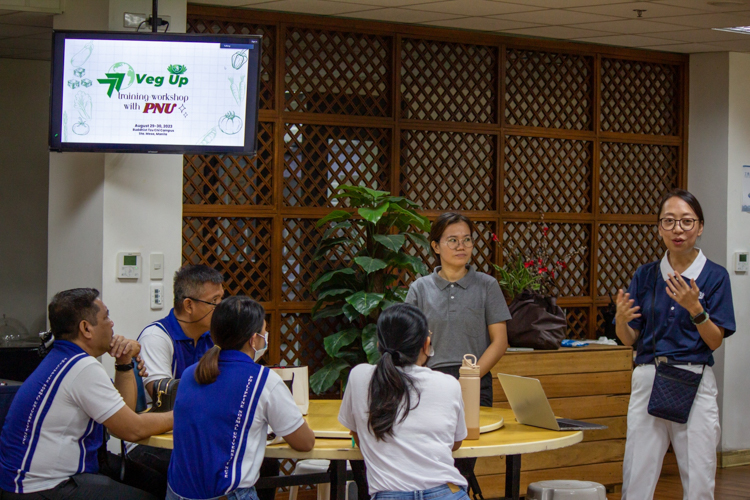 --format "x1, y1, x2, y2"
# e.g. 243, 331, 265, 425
338, 363, 467, 494
0, 345, 125, 493
138, 325, 175, 389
